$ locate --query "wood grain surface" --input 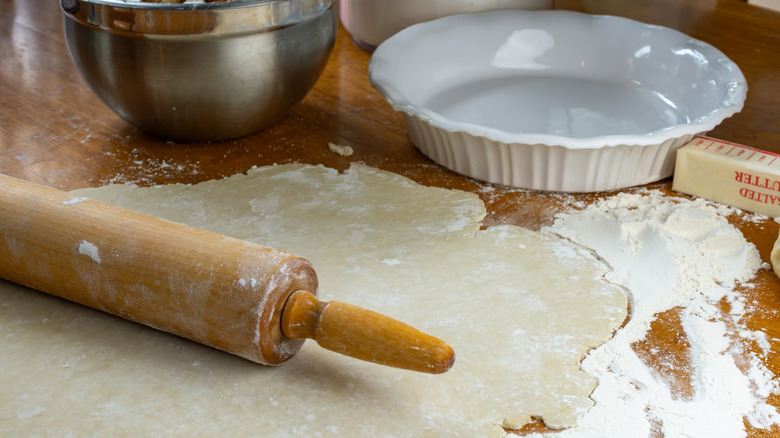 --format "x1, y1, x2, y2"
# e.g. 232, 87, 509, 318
2, 0, 779, 435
